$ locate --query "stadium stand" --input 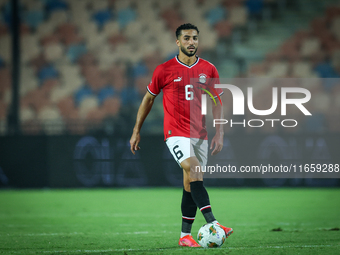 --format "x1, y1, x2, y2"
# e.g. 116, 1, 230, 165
0, 0, 339, 135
